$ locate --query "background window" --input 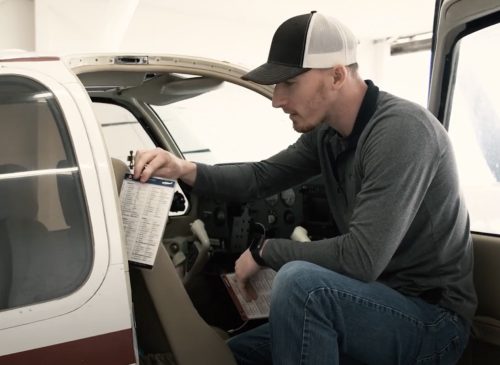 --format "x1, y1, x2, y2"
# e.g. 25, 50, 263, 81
447, 23, 500, 235
0, 76, 93, 311
151, 82, 302, 165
